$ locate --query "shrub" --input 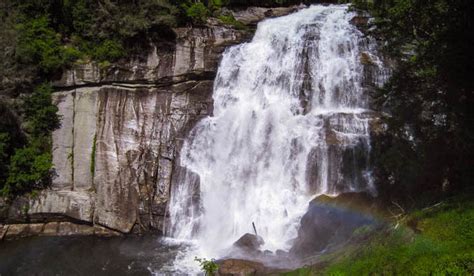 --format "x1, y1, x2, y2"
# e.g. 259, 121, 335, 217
218, 15, 246, 30
195, 257, 219, 275
0, 83, 60, 198
91, 39, 125, 62
185, 2, 210, 25
15, 16, 65, 74
23, 84, 61, 136
2, 139, 54, 197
